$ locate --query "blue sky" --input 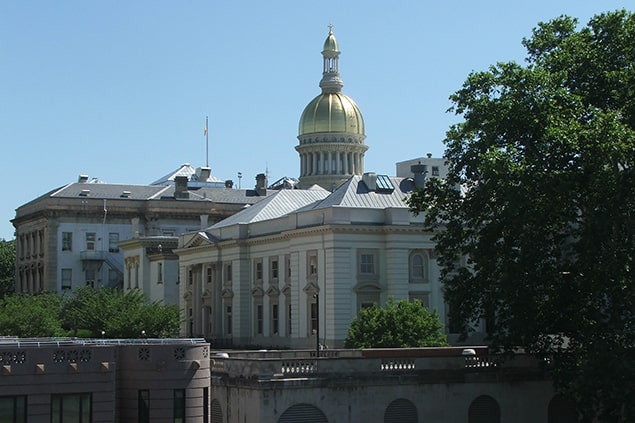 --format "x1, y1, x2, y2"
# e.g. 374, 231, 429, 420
1, 1, 629, 240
